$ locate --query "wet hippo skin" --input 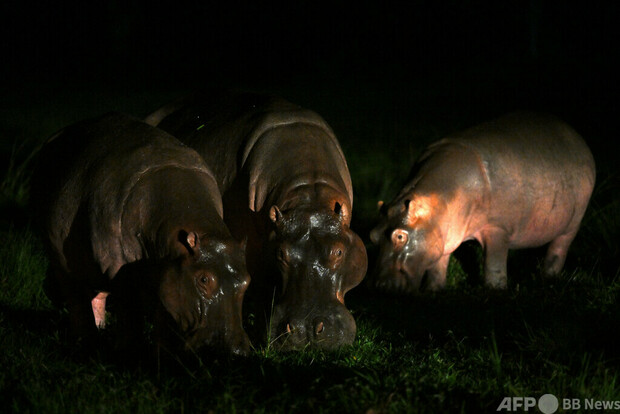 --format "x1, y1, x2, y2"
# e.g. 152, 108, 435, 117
31, 112, 251, 355
147, 92, 368, 350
